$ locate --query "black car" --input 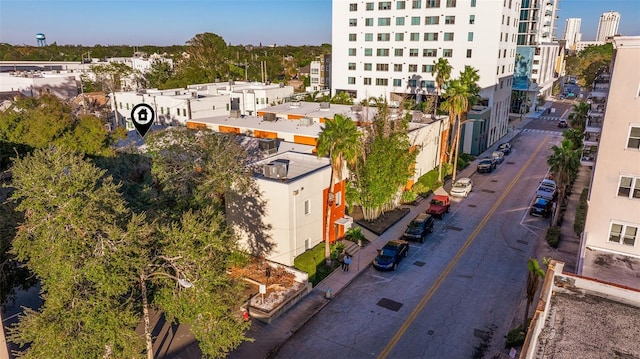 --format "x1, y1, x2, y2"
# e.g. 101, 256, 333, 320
558, 119, 568, 128
530, 197, 553, 217
498, 142, 512, 155
372, 239, 409, 271
402, 213, 434, 243
477, 158, 496, 173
